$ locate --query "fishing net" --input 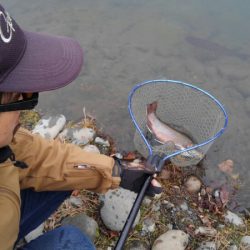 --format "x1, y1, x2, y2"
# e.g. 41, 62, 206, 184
129, 80, 228, 167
